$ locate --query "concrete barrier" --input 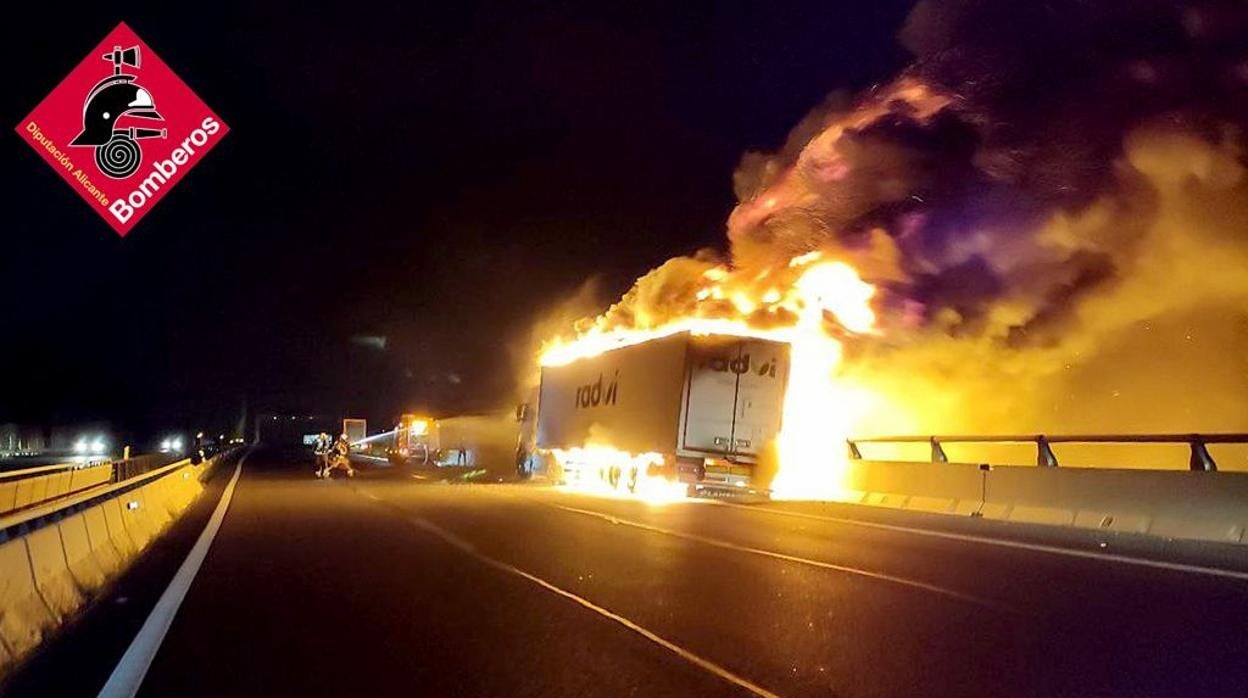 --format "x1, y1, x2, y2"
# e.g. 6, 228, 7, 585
0, 481, 16, 512
842, 459, 1248, 544
26, 524, 83, 620
0, 538, 54, 662
0, 452, 231, 680
59, 513, 107, 593
56, 471, 74, 498
175, 471, 205, 509
28, 477, 47, 509
82, 505, 122, 578
0, 463, 115, 518
102, 496, 137, 558
119, 488, 157, 549
43, 473, 63, 501
13, 478, 34, 510
153, 475, 196, 519
155, 477, 181, 517
68, 465, 111, 494
138, 483, 172, 530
